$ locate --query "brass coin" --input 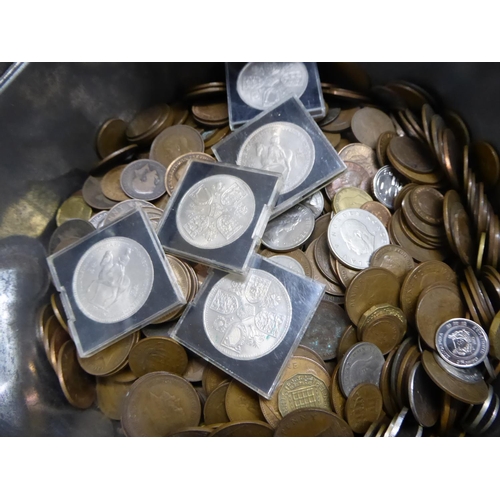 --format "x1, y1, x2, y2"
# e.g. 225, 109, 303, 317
313, 233, 339, 283
464, 266, 492, 327
337, 326, 358, 359
333, 186, 372, 212
191, 102, 228, 124
306, 240, 344, 296
360, 201, 391, 228
471, 141, 500, 186
351, 108, 395, 149
408, 185, 444, 226
36, 303, 53, 344
78, 331, 139, 376
82, 176, 116, 210
442, 128, 462, 190
380, 348, 399, 417
225, 380, 264, 422
259, 356, 331, 428
96, 118, 128, 159
401, 195, 445, 240
50, 292, 68, 332
183, 354, 207, 383
335, 138, 350, 152
338, 143, 379, 174
489, 311, 500, 360
274, 408, 353, 437
387, 136, 436, 174
398, 109, 424, 142
128, 337, 188, 378
184, 86, 227, 102
91, 144, 139, 176
415, 282, 464, 349
370, 244, 414, 285
319, 106, 341, 128
345, 268, 400, 326
404, 109, 427, 142
321, 107, 359, 132
376, 130, 397, 166
121, 372, 201, 437
325, 161, 374, 201
110, 368, 137, 383
56, 340, 96, 409
48, 325, 71, 371
169, 427, 212, 437
323, 132, 341, 148
331, 363, 347, 418
345, 383, 383, 434
126, 104, 169, 141
278, 373, 332, 417
393, 183, 418, 211
204, 125, 230, 148
42, 315, 66, 366
202, 363, 230, 396
165, 152, 215, 195
332, 257, 359, 289
460, 281, 482, 325
421, 103, 435, 148
101, 164, 130, 202
421, 350, 488, 405
294, 345, 328, 369
203, 382, 230, 426
56, 193, 93, 226
209, 421, 273, 437
150, 125, 204, 169
96, 375, 134, 420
